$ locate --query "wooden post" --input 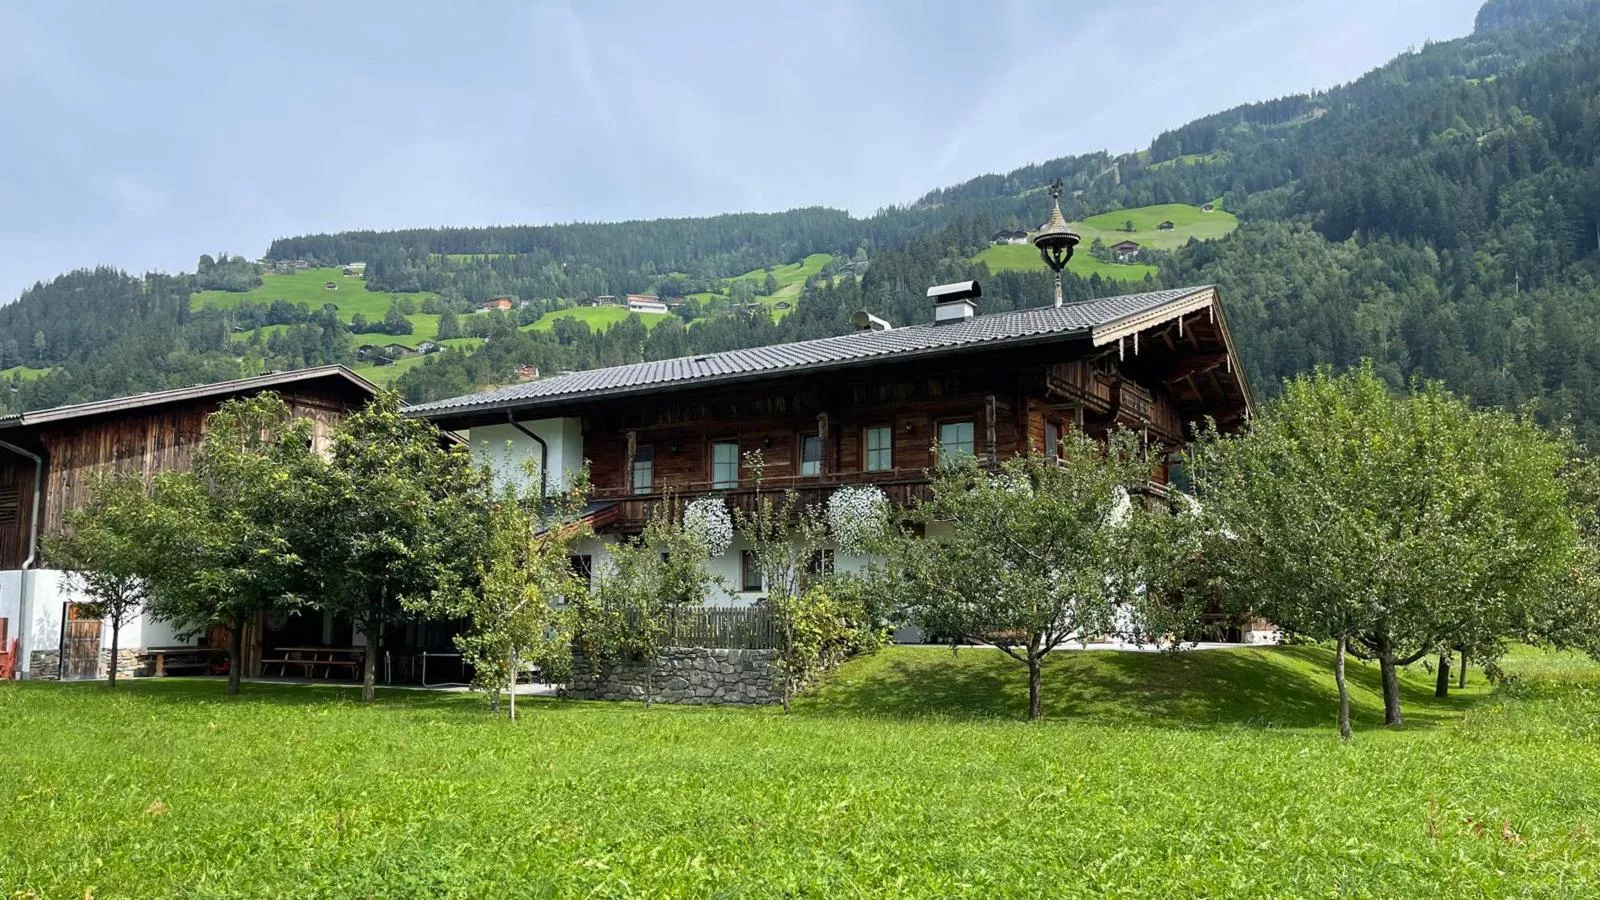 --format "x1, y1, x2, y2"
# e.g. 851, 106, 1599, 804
984, 395, 998, 468
816, 413, 830, 476
624, 429, 637, 494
